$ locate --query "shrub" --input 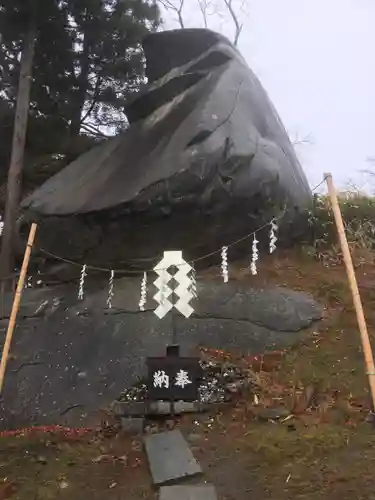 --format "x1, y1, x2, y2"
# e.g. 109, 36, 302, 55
307, 192, 375, 265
